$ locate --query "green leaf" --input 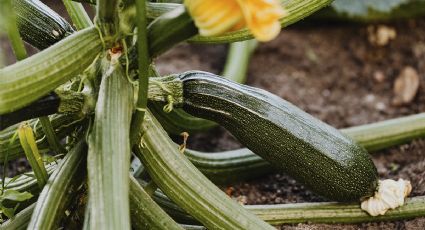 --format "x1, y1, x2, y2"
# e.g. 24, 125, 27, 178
1, 190, 33, 202
1, 206, 15, 219
331, 0, 414, 16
